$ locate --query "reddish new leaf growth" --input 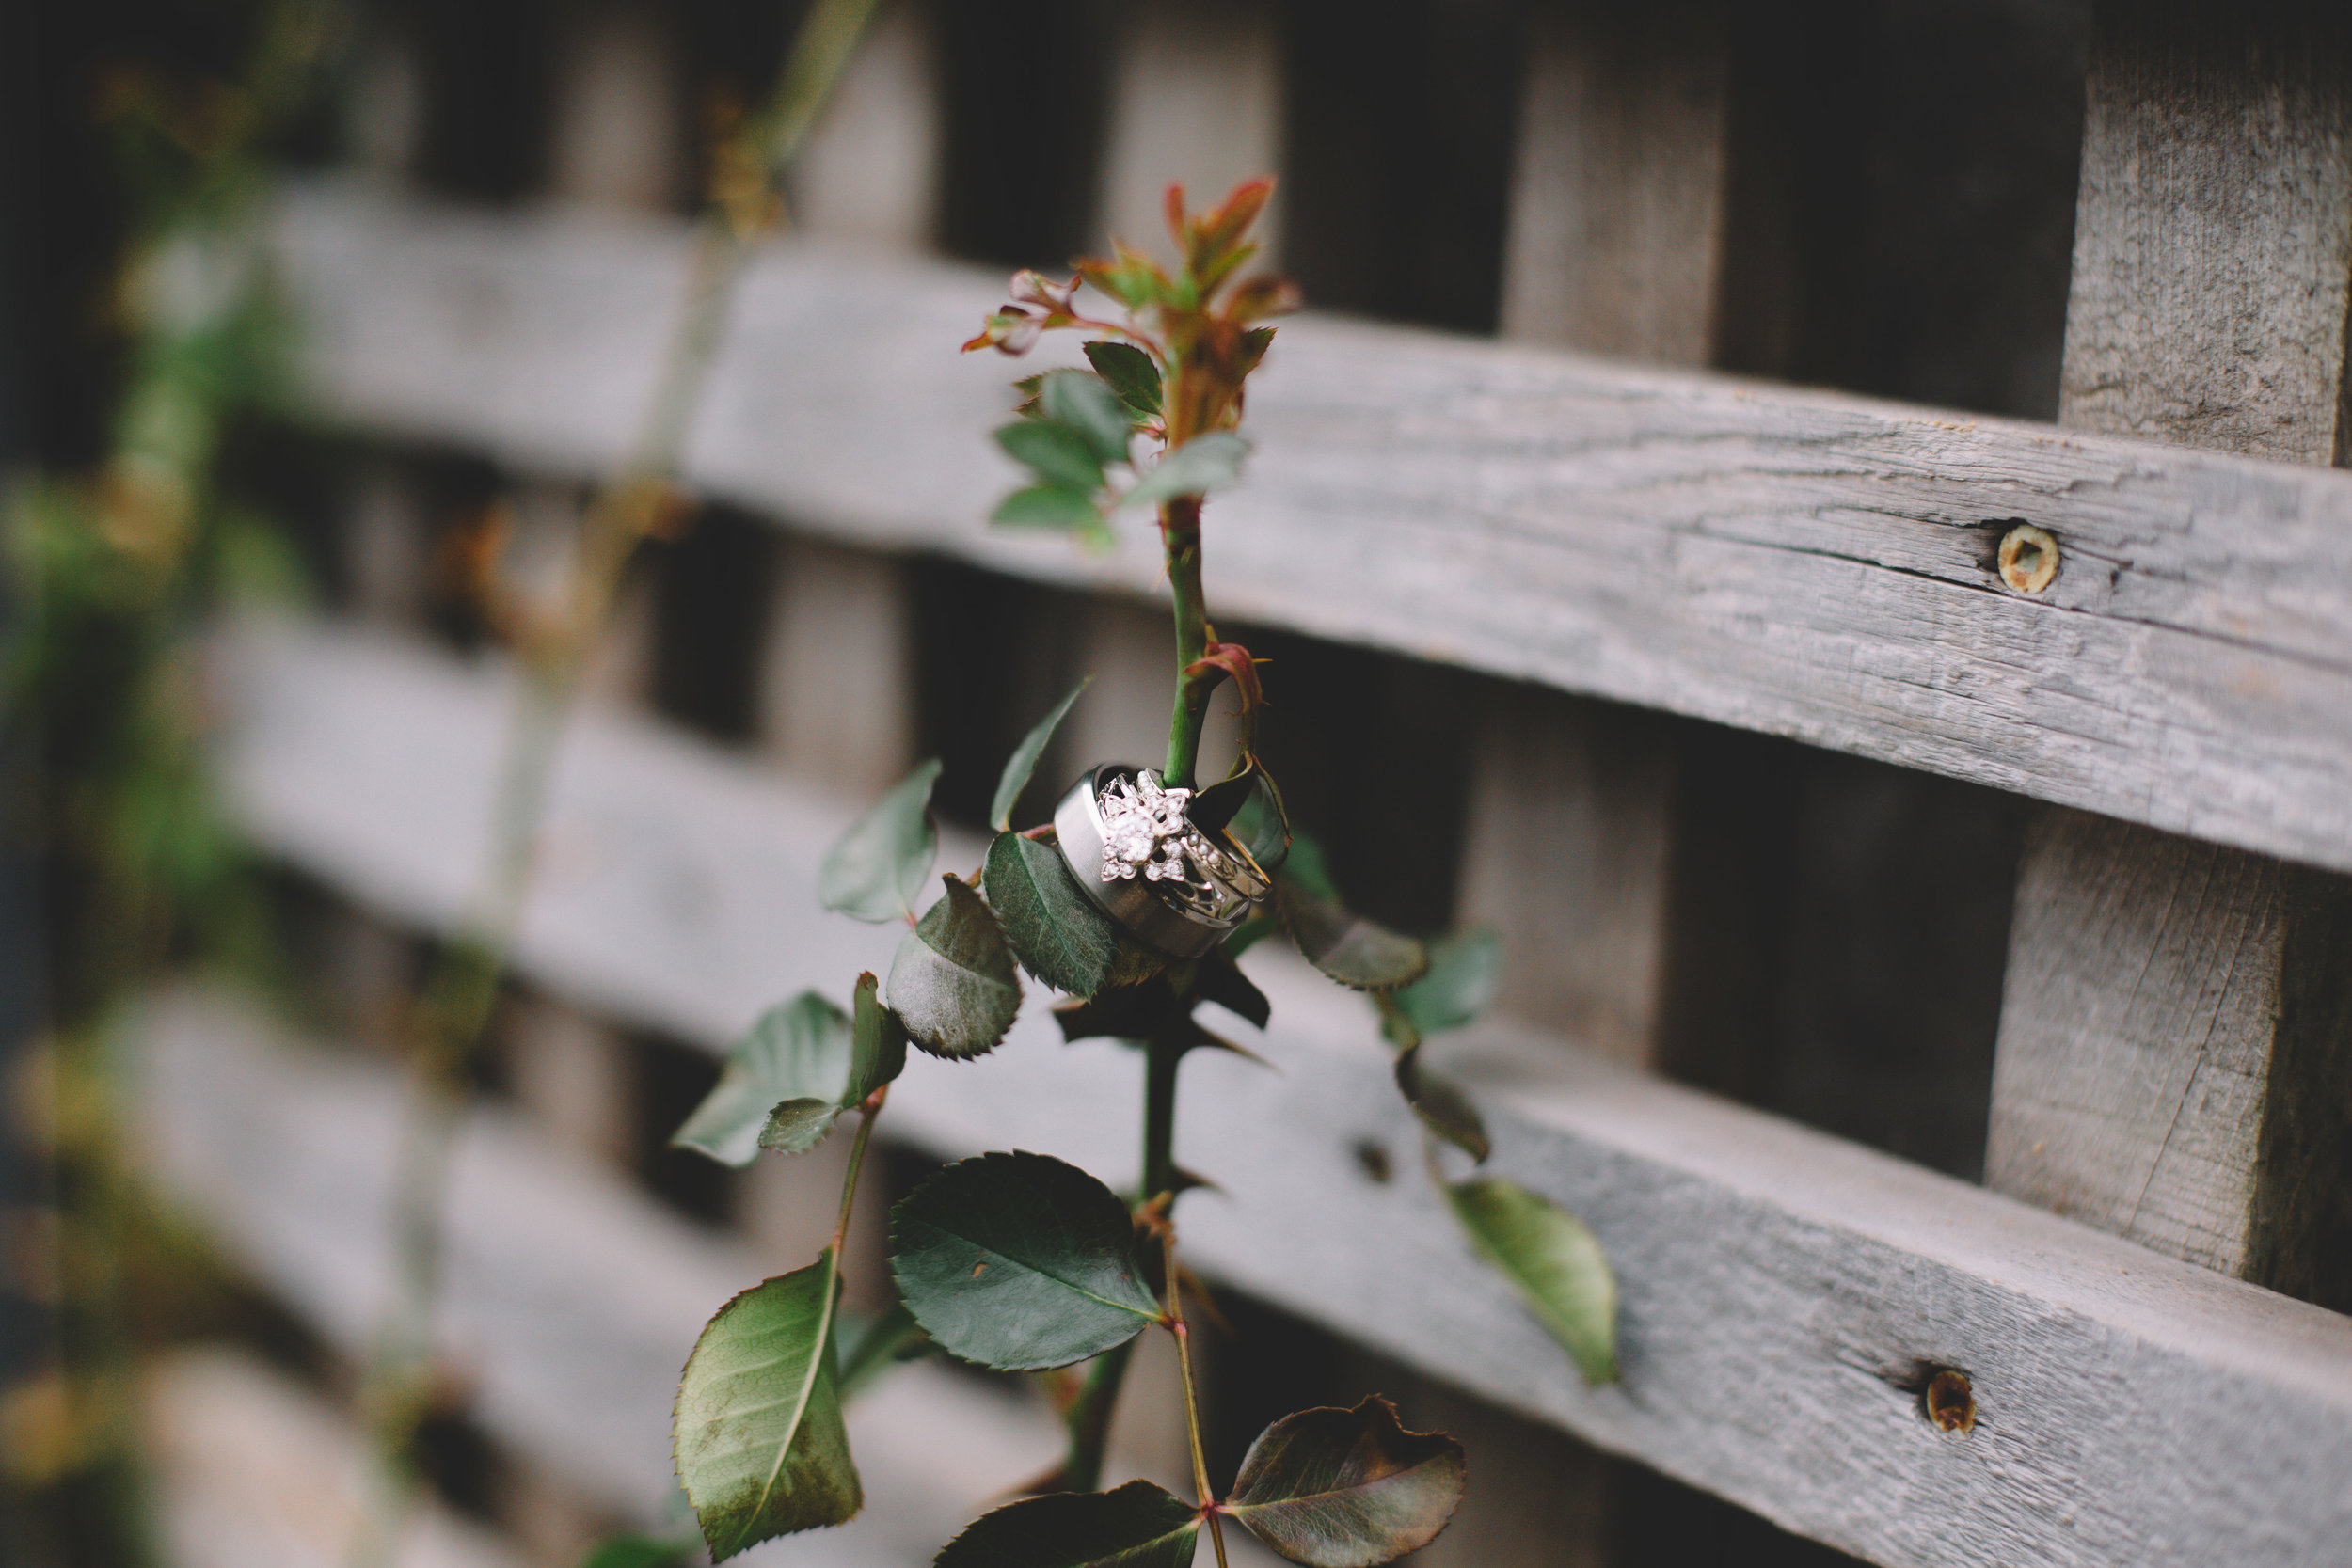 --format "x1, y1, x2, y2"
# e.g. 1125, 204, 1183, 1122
965, 176, 1299, 452
1184, 641, 1266, 716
